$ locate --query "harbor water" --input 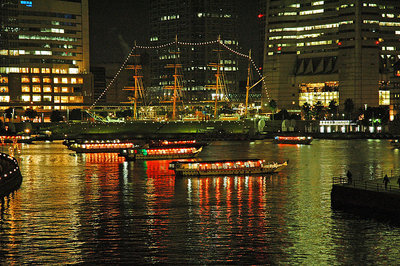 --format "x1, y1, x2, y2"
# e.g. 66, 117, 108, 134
1, 139, 400, 264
